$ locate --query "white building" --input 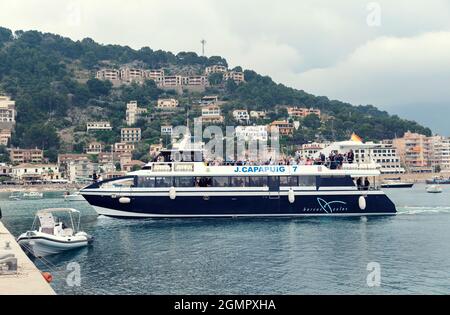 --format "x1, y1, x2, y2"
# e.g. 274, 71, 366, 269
12, 164, 61, 181
86, 121, 112, 132
235, 126, 268, 142
157, 98, 179, 109
126, 101, 148, 126
200, 105, 224, 123
0, 95, 16, 129
121, 128, 141, 143
205, 65, 227, 75
161, 125, 173, 136
371, 142, 405, 174
85, 142, 103, 155
224, 71, 245, 84
299, 143, 328, 159
96, 69, 120, 82
232, 110, 250, 123
68, 160, 99, 183
120, 67, 145, 84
